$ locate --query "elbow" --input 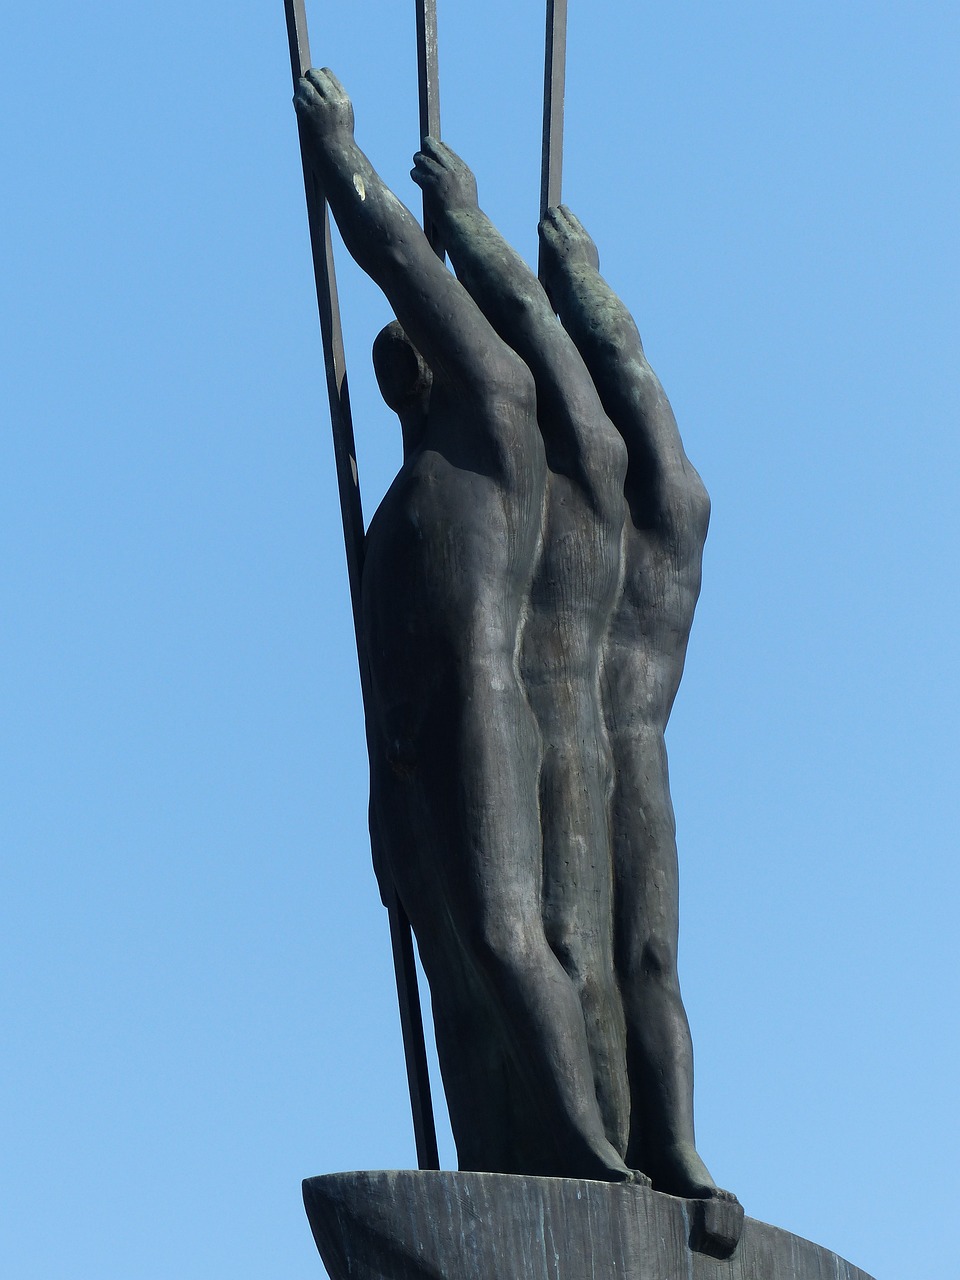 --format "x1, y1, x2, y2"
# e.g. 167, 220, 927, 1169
665, 469, 711, 542
590, 311, 643, 369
